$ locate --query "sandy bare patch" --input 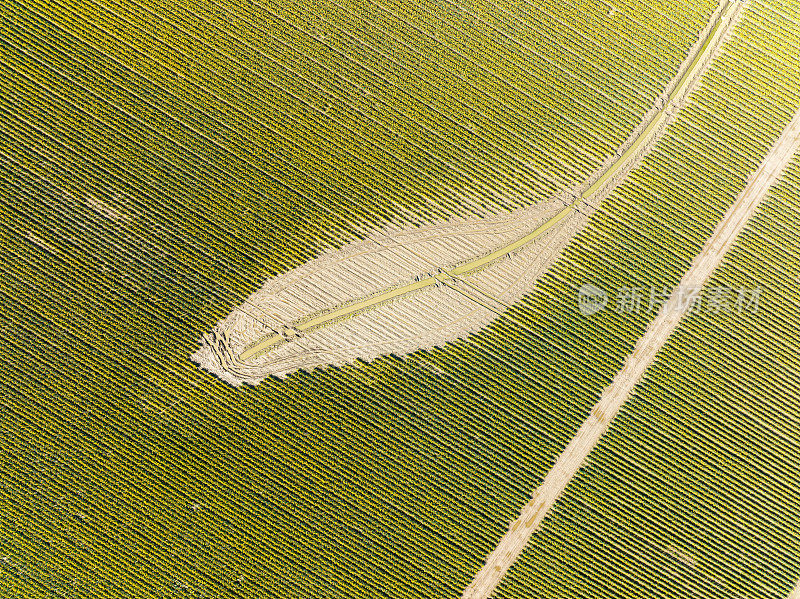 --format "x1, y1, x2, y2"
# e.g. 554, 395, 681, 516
85, 192, 132, 222
192, 1, 742, 386
24, 231, 57, 255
